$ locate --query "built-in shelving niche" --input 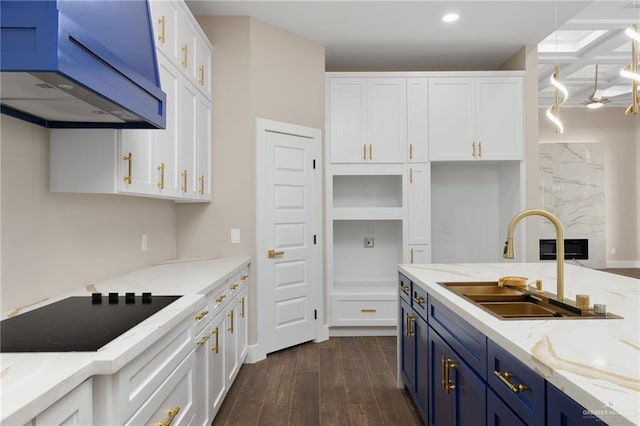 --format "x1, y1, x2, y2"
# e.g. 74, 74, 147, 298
430, 161, 525, 263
